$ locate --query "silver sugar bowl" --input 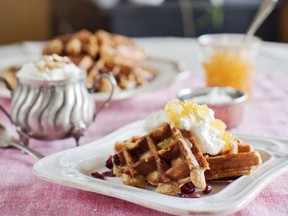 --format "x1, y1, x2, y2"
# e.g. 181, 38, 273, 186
0, 70, 116, 146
